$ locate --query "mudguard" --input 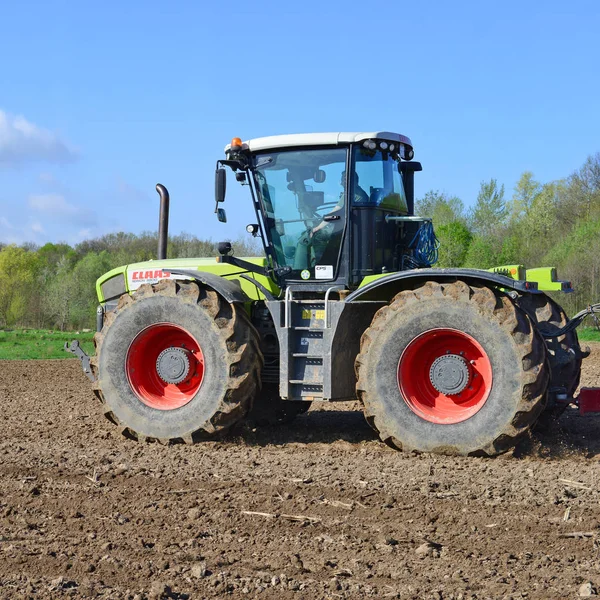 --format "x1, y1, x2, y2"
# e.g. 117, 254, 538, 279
167, 269, 251, 304
346, 268, 540, 303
